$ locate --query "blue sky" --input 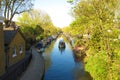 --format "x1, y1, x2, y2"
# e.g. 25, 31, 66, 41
33, 0, 73, 28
